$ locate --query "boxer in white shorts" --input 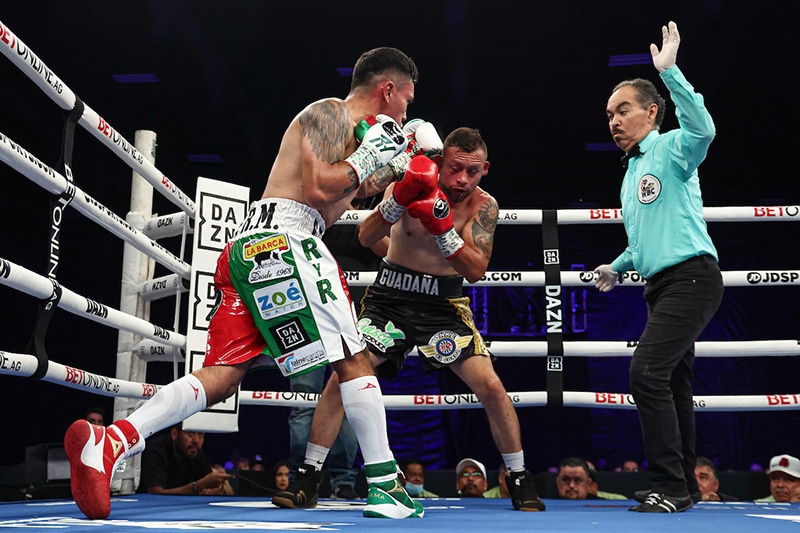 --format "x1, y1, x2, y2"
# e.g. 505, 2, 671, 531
207, 198, 365, 377
64, 46, 427, 521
